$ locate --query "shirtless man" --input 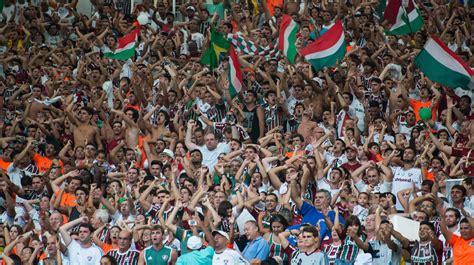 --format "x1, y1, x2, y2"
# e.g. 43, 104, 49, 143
65, 102, 103, 150
143, 107, 170, 139
111, 108, 140, 149
7, 84, 54, 120
297, 108, 318, 142
22, 85, 52, 120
